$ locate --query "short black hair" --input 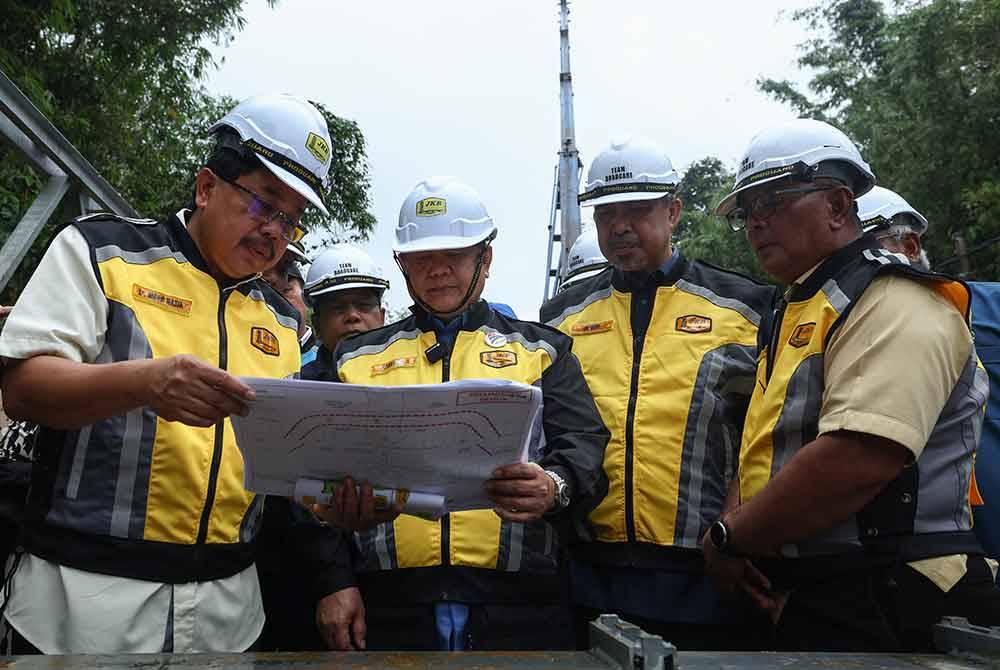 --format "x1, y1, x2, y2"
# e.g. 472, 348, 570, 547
187, 130, 265, 210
